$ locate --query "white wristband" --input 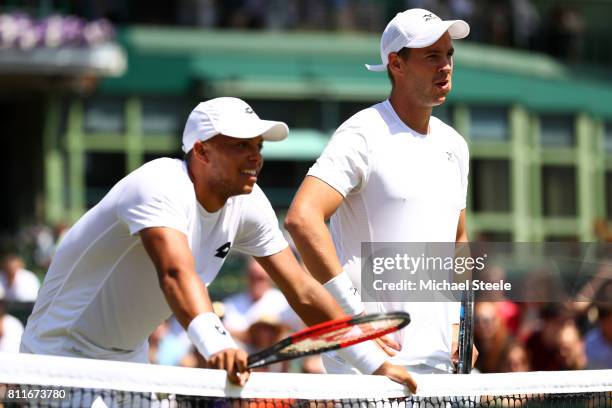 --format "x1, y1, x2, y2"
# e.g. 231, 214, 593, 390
187, 313, 237, 360
336, 340, 388, 374
323, 271, 365, 315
